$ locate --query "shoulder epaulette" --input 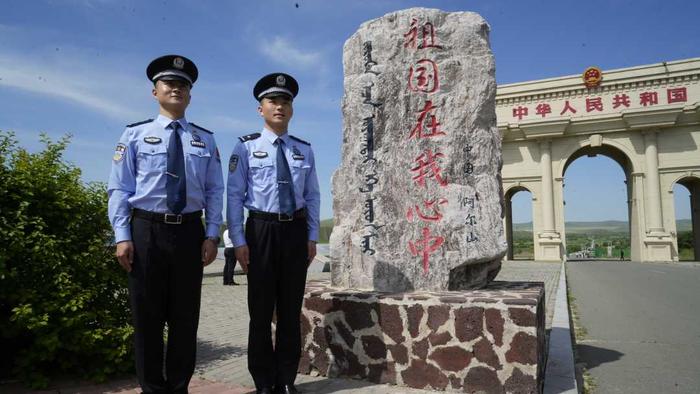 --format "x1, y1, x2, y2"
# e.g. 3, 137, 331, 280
190, 122, 213, 134
126, 119, 154, 128
238, 133, 261, 142
289, 135, 310, 145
